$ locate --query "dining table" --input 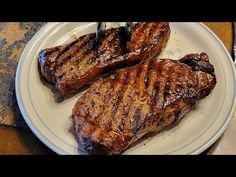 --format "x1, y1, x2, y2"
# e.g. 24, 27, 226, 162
0, 22, 234, 155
